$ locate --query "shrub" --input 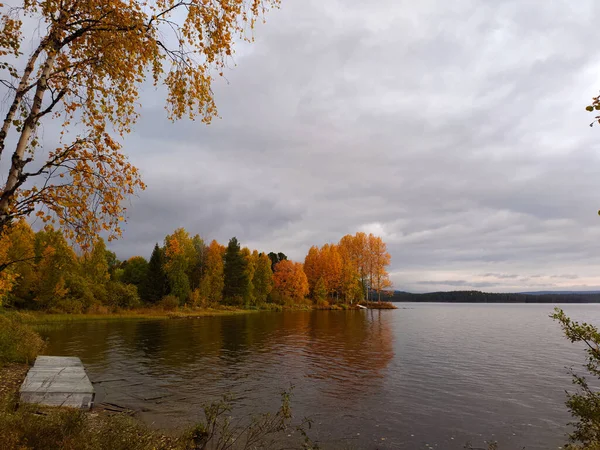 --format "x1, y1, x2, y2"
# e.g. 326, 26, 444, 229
159, 295, 179, 311
553, 308, 600, 448
0, 398, 163, 450
0, 313, 45, 365
0, 388, 319, 450
106, 282, 140, 310
51, 299, 84, 314
315, 299, 330, 310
